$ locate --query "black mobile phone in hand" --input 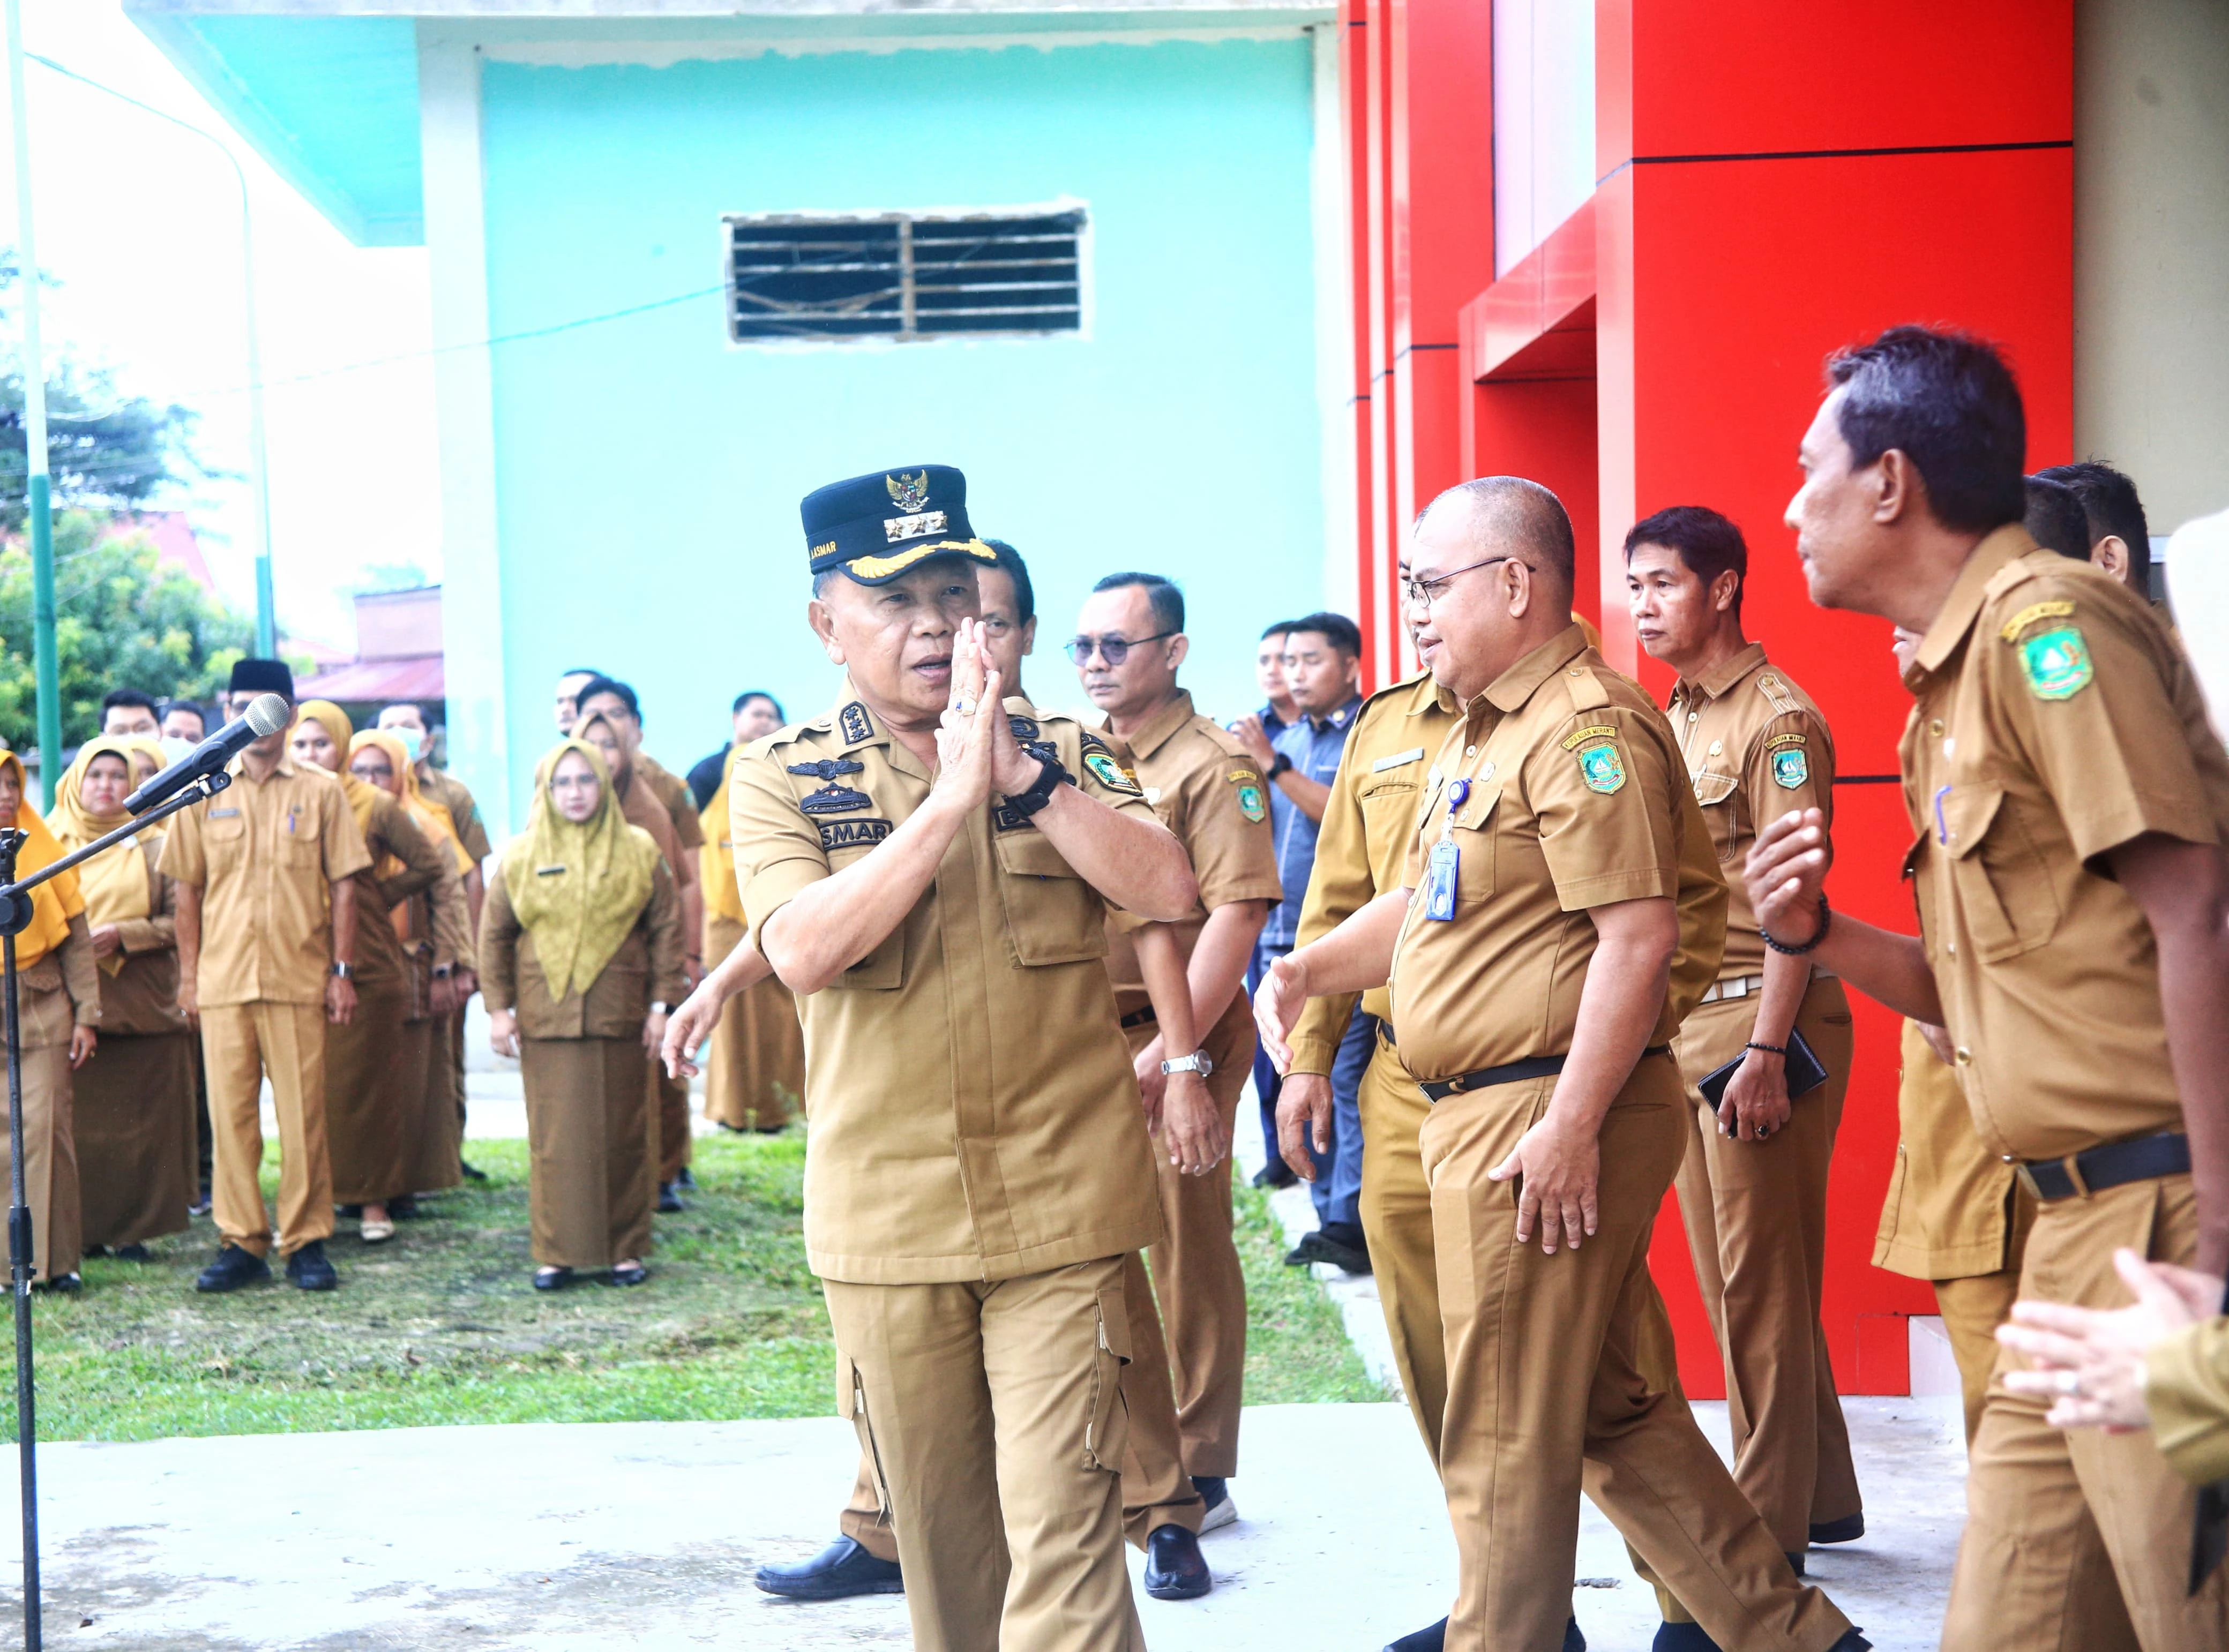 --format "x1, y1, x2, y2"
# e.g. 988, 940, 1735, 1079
1696, 1026, 1829, 1109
